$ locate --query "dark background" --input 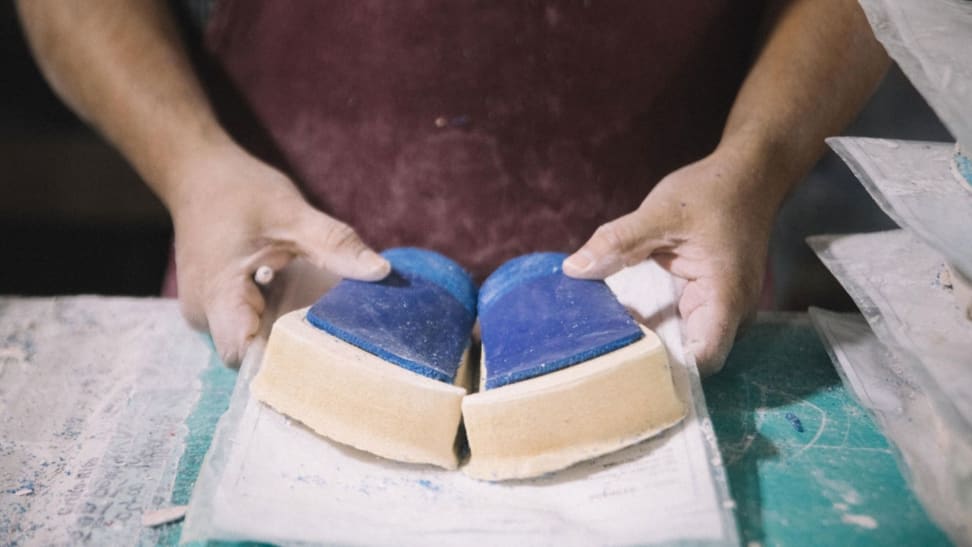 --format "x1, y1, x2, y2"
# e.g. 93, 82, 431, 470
0, 3, 952, 305
1, 2, 171, 296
